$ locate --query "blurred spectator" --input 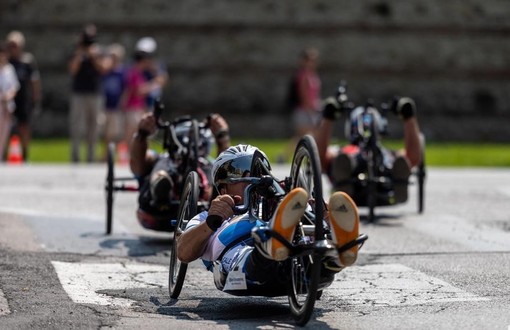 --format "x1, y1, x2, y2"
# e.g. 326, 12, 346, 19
0, 43, 20, 161
122, 49, 158, 148
101, 43, 126, 156
6, 30, 42, 162
280, 47, 322, 162
68, 24, 110, 163
135, 37, 168, 110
